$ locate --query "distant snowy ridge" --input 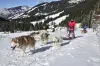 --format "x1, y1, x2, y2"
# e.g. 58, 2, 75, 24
8, 0, 86, 19
68, 0, 85, 4
0, 6, 30, 19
